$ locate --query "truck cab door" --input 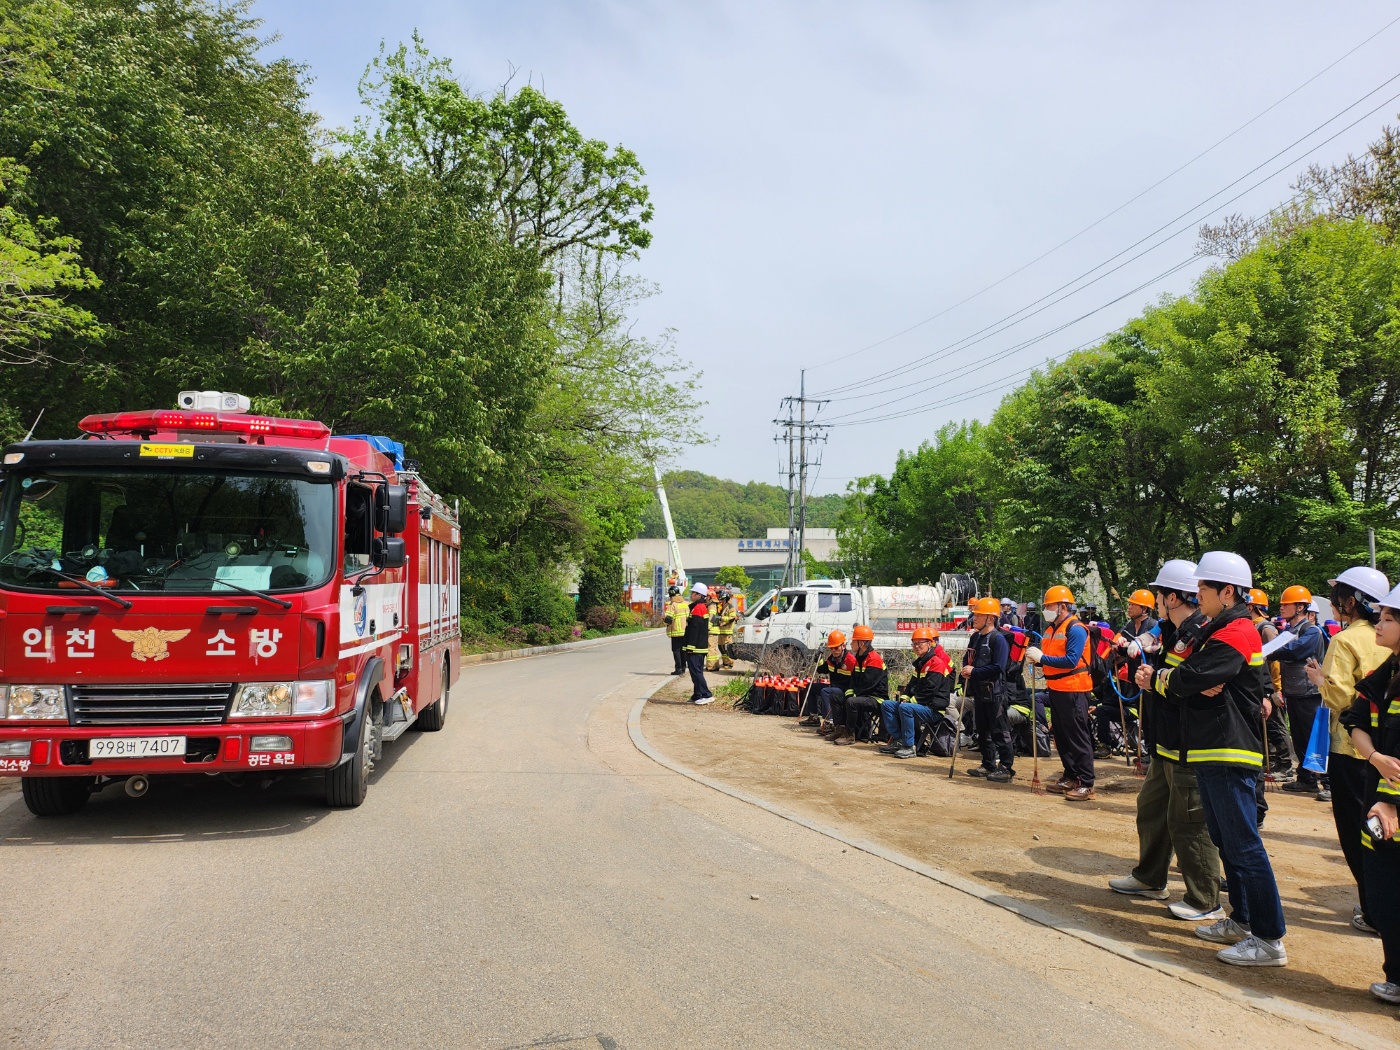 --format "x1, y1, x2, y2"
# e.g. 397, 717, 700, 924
810, 589, 855, 649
